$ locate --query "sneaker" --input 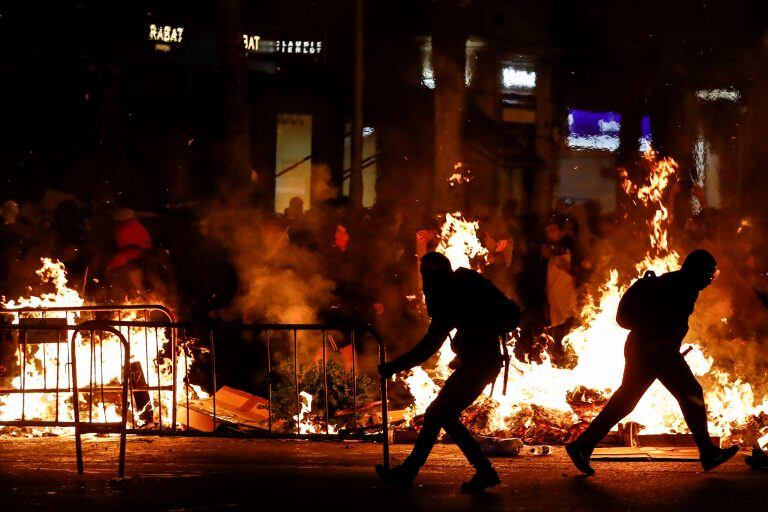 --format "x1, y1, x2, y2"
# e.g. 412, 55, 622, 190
701, 445, 739, 472
375, 464, 417, 489
566, 442, 595, 476
460, 466, 501, 492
